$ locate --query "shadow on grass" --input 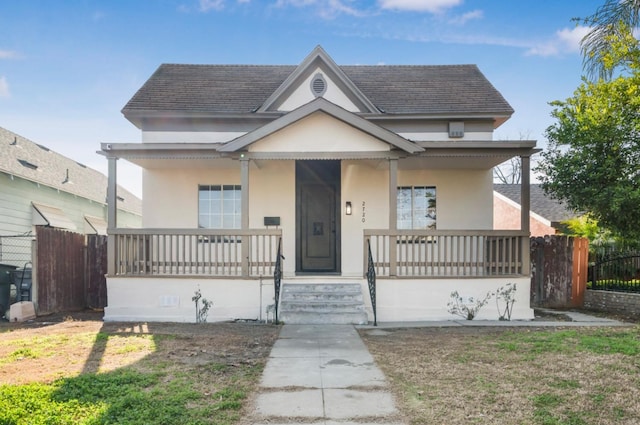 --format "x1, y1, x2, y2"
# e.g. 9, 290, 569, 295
0, 319, 278, 425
